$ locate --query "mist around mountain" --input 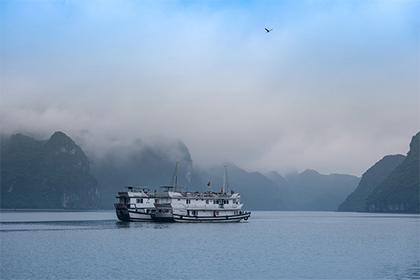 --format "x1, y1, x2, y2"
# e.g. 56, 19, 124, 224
0, 132, 204, 210
92, 140, 199, 209
279, 170, 360, 211
1, 131, 362, 210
